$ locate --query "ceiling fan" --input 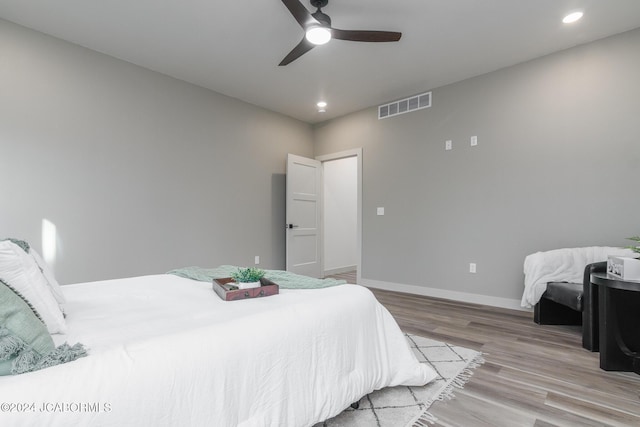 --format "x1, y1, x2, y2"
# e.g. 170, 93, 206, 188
279, 0, 402, 66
